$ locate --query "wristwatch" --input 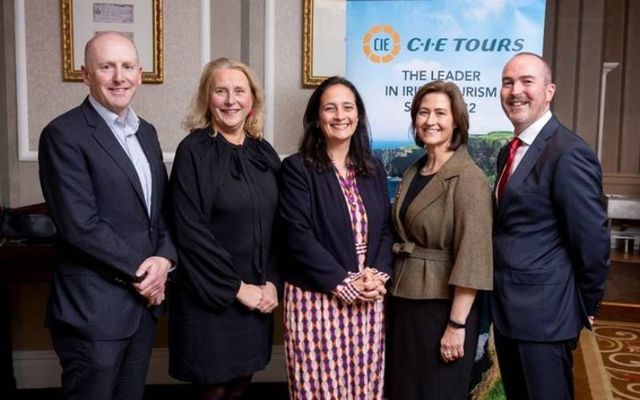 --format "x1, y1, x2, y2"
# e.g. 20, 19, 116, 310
448, 319, 466, 329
